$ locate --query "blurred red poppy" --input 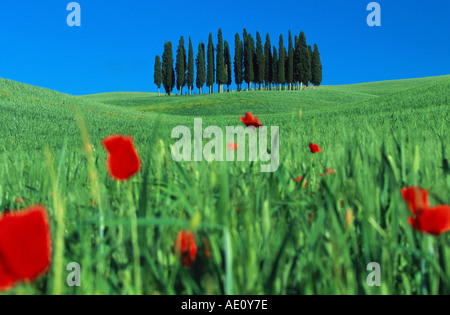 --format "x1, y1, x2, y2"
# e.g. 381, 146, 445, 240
175, 231, 197, 267
102, 135, 141, 181
240, 112, 263, 128
309, 143, 321, 153
296, 176, 308, 188
227, 142, 238, 151
401, 187, 450, 235
0, 206, 52, 291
